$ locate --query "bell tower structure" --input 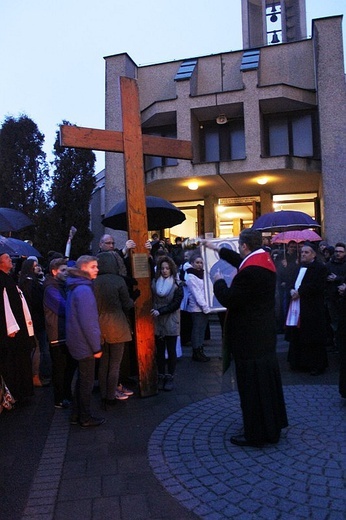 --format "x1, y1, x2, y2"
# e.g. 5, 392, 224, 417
242, 0, 307, 48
